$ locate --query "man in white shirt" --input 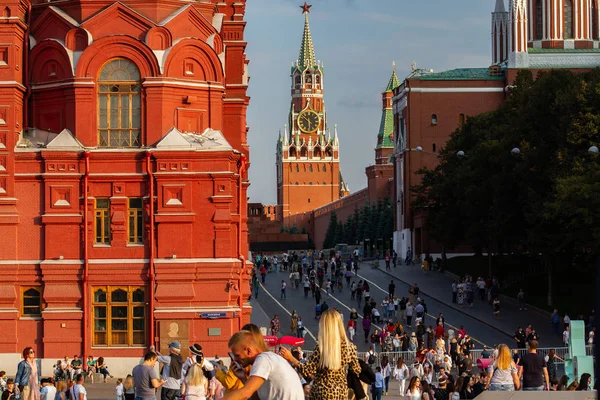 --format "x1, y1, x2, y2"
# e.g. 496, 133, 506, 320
563, 326, 570, 346
70, 374, 87, 400
222, 331, 304, 400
